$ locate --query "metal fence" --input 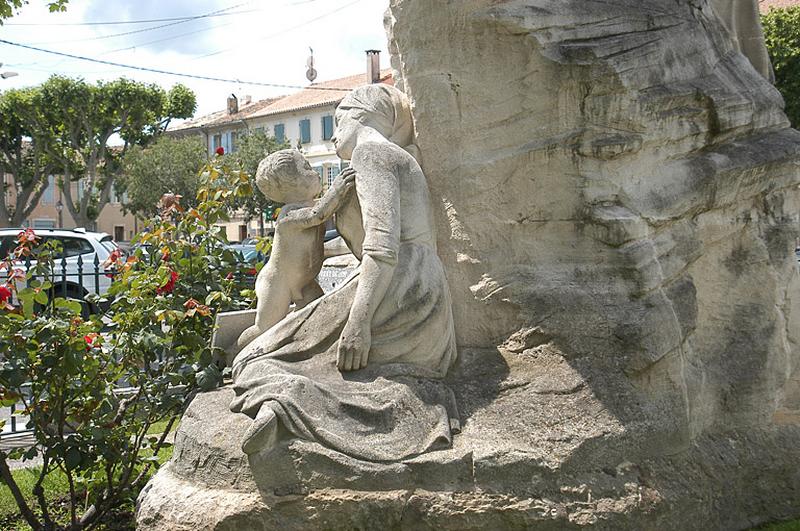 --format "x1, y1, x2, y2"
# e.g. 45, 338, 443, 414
0, 248, 261, 440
